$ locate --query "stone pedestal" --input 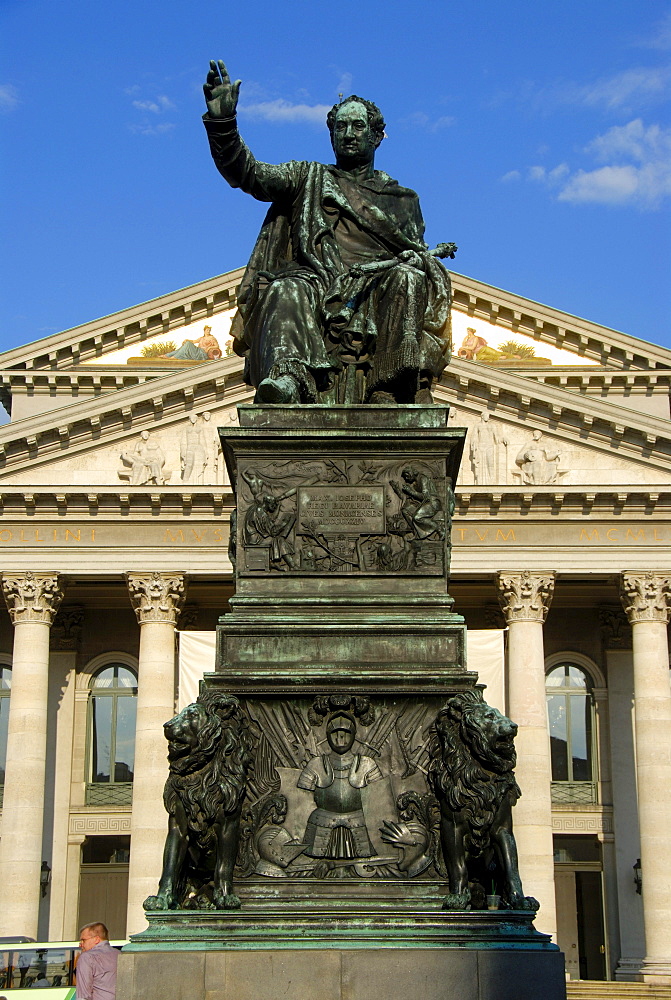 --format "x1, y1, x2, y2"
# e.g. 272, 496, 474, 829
118, 908, 565, 1000
123, 407, 564, 999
